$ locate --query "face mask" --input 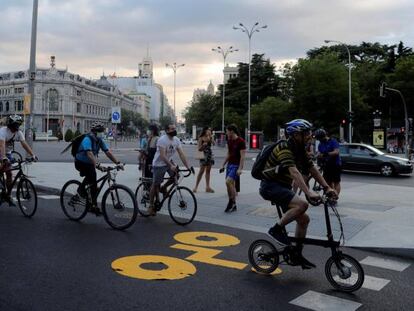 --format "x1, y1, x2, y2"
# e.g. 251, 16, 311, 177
97, 132, 105, 139
147, 130, 152, 136
168, 130, 177, 137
